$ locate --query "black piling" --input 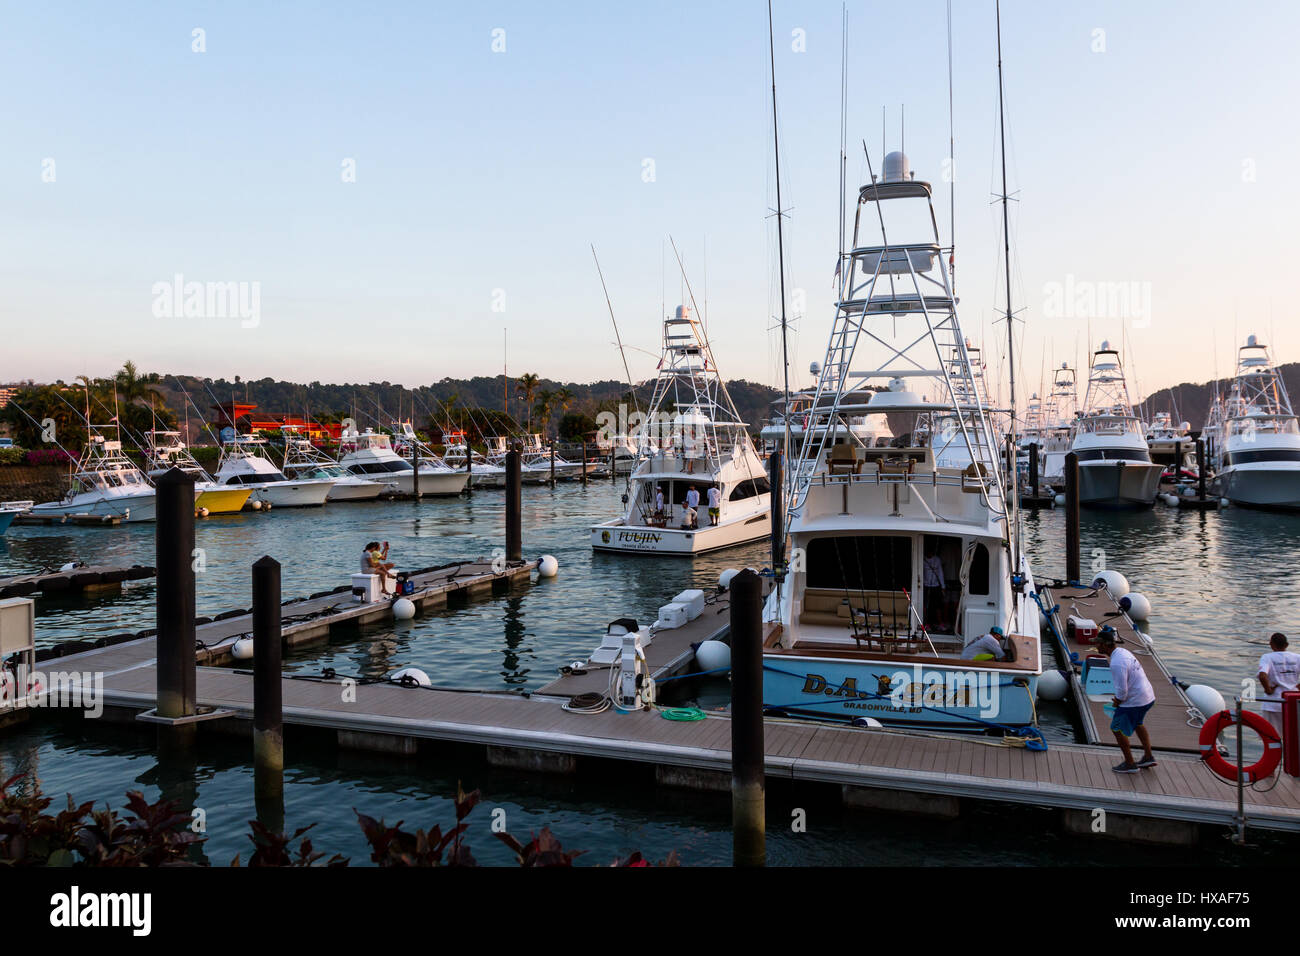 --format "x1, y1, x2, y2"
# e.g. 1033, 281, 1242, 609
1065, 451, 1080, 583
252, 555, 284, 828
549, 440, 556, 487
505, 449, 522, 563
155, 467, 196, 752
1029, 442, 1040, 499
1197, 439, 1207, 500
768, 451, 784, 575
581, 442, 588, 485
411, 441, 421, 499
729, 568, 765, 867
